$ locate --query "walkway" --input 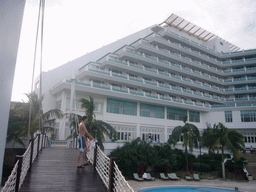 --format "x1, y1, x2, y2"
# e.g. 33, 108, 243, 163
19, 147, 106, 192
